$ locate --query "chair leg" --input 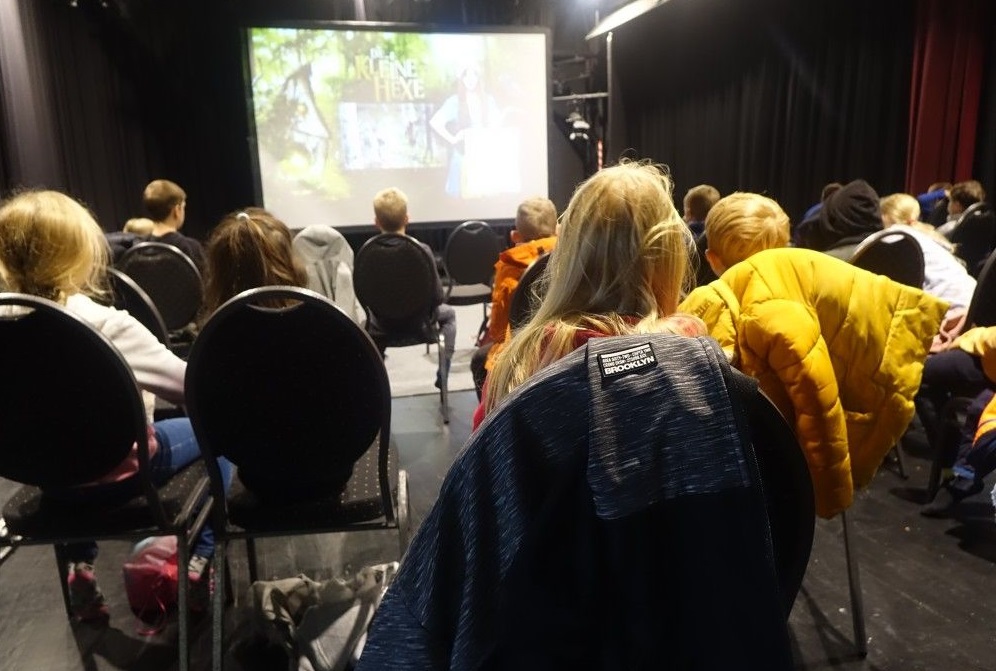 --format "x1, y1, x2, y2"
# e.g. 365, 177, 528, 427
176, 534, 191, 671
892, 443, 908, 480
840, 511, 867, 658
212, 538, 228, 671
397, 469, 410, 557
437, 335, 449, 424
246, 536, 260, 584
53, 545, 73, 619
